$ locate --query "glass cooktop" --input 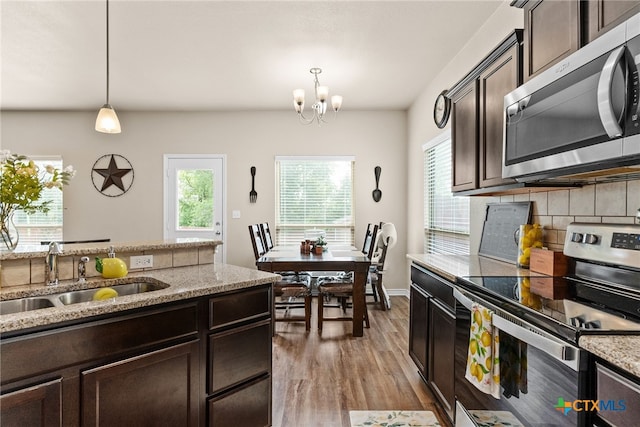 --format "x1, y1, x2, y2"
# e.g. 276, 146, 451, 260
456, 275, 640, 341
